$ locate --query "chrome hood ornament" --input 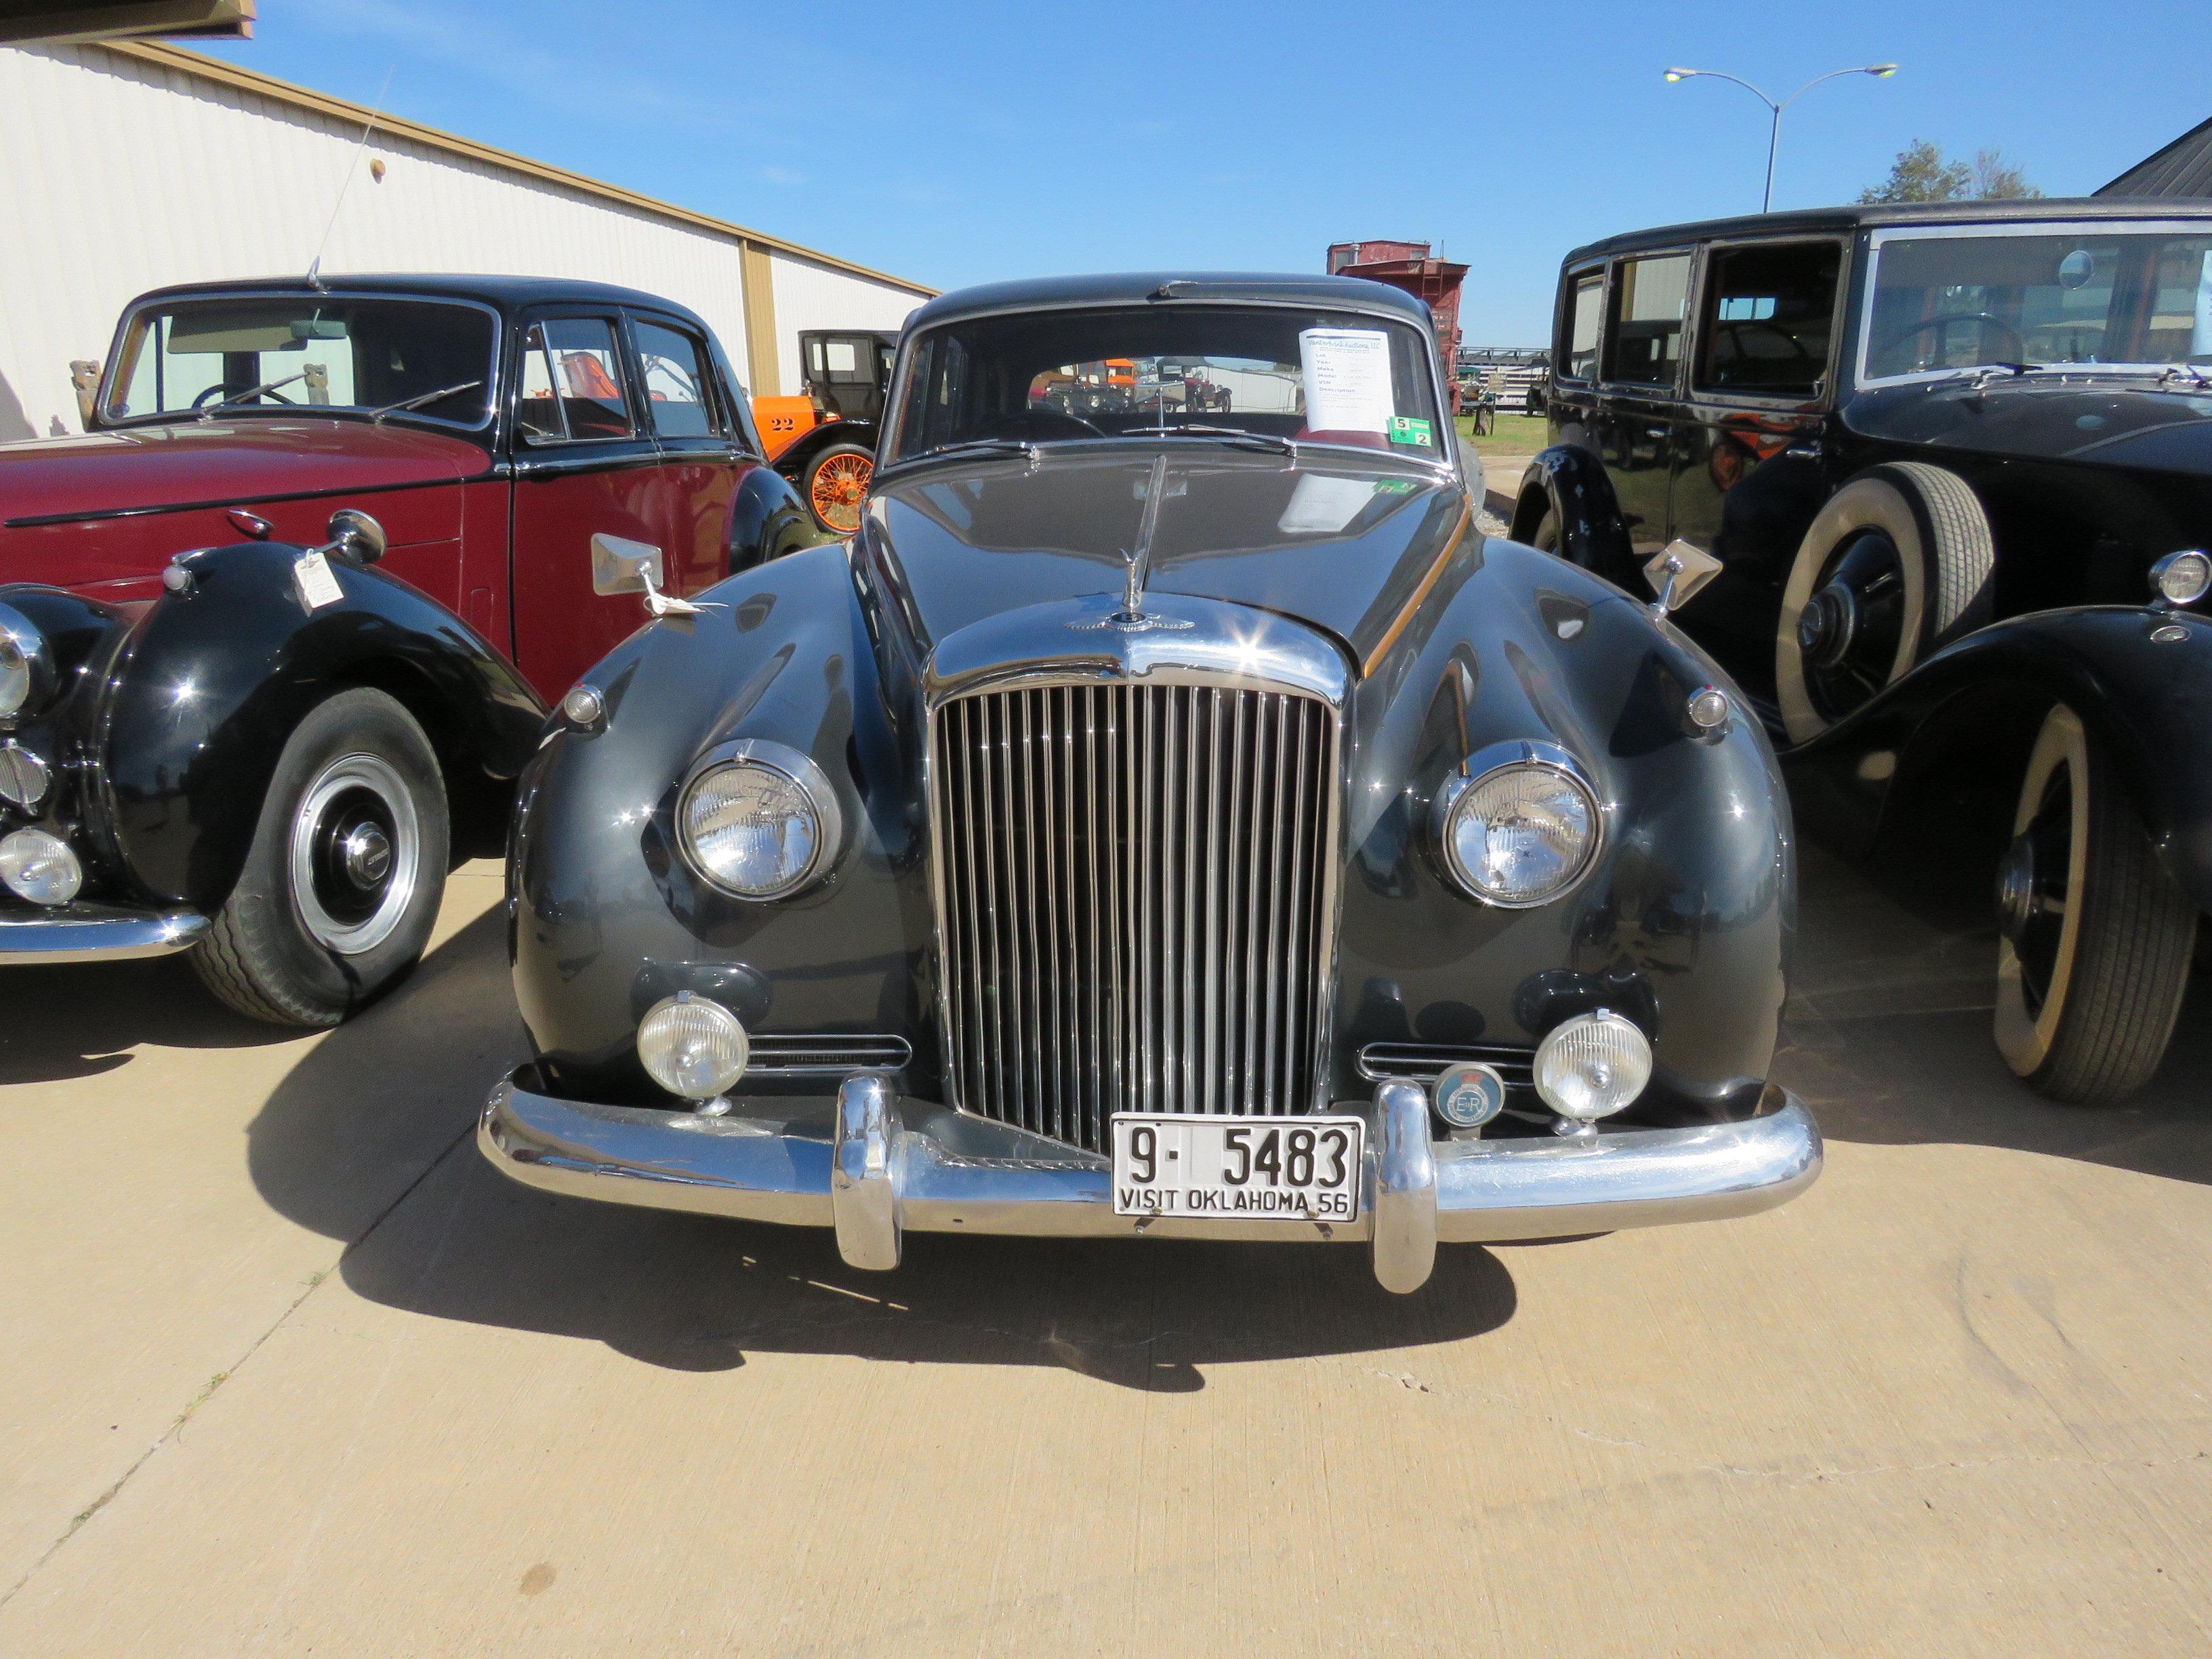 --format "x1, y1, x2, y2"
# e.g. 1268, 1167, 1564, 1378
1073, 453, 1191, 633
